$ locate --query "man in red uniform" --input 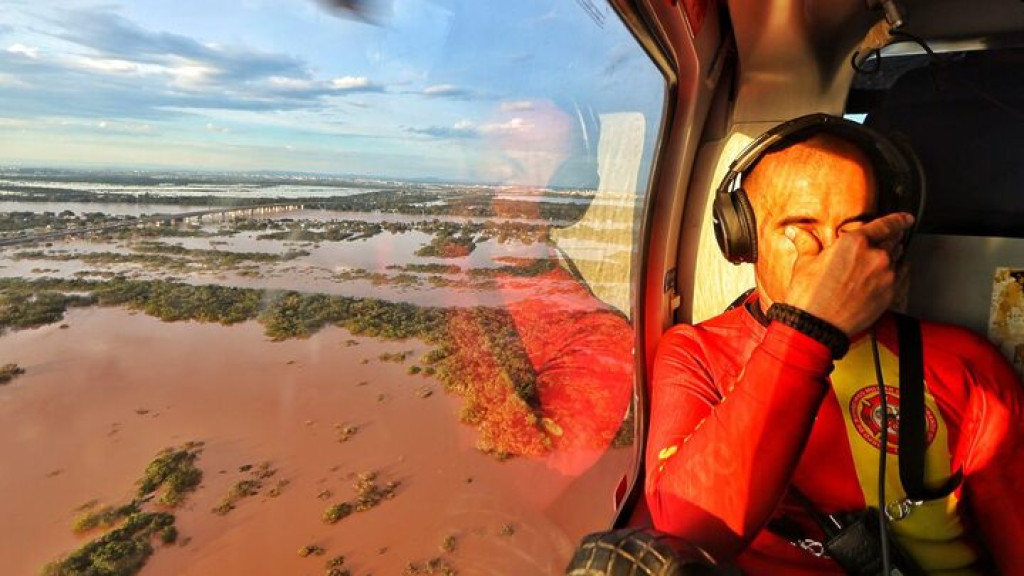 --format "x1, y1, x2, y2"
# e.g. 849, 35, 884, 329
645, 125, 1024, 574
